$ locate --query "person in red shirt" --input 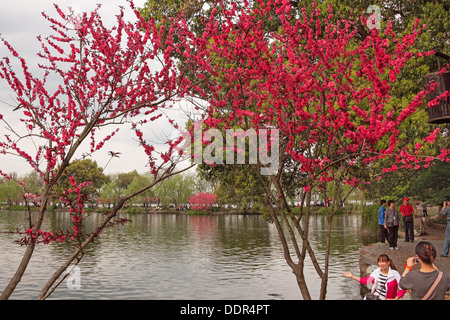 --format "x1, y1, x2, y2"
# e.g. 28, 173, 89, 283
400, 197, 415, 242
